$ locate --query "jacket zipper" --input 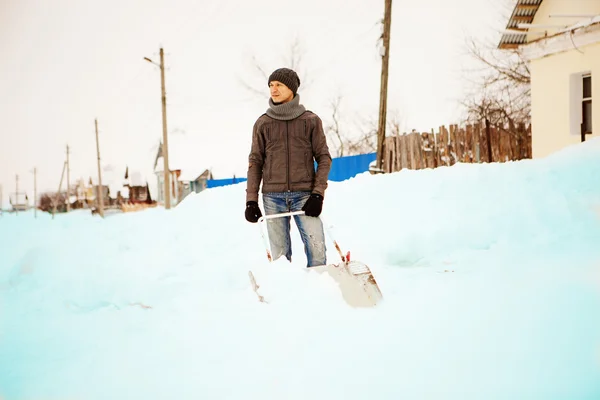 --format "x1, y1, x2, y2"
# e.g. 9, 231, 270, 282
286, 121, 290, 191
